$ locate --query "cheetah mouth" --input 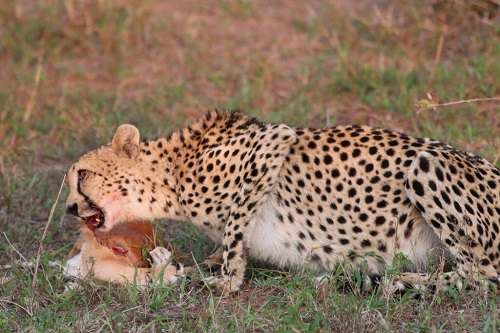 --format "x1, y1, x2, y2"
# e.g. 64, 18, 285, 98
82, 210, 105, 231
